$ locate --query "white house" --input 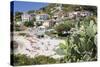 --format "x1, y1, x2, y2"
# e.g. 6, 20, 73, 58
35, 14, 49, 26
36, 14, 49, 22
35, 26, 46, 37
67, 11, 92, 19
21, 12, 35, 22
